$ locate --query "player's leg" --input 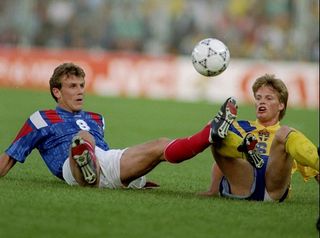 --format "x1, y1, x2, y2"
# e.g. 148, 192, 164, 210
210, 106, 263, 197
120, 98, 247, 186
266, 126, 319, 200
212, 143, 255, 197
166, 97, 255, 196
119, 108, 239, 187
164, 97, 238, 163
69, 130, 100, 187
265, 126, 293, 200
119, 138, 170, 186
